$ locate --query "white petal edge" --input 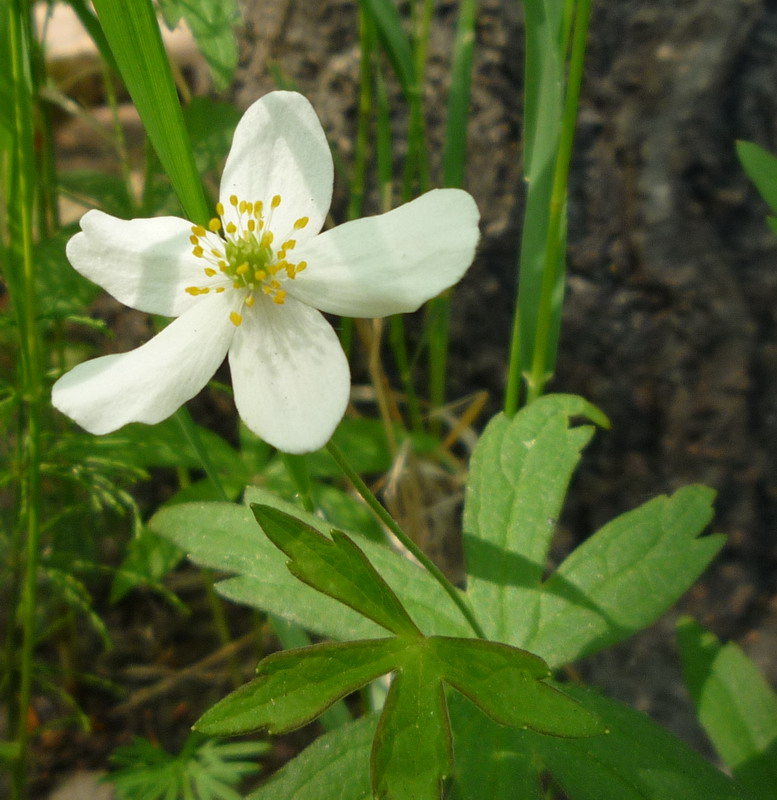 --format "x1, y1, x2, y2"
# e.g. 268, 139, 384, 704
287, 189, 480, 317
219, 91, 333, 243
52, 293, 234, 434
228, 295, 350, 454
67, 210, 207, 317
